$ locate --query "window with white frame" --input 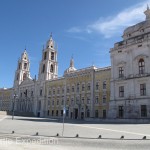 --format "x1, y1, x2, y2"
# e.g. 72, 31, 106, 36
119, 86, 124, 97
102, 95, 106, 103
87, 97, 90, 104
119, 67, 124, 78
96, 82, 99, 90
87, 83, 91, 91
139, 58, 145, 74
82, 84, 85, 91
95, 96, 99, 104
140, 83, 146, 96
103, 81, 106, 89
